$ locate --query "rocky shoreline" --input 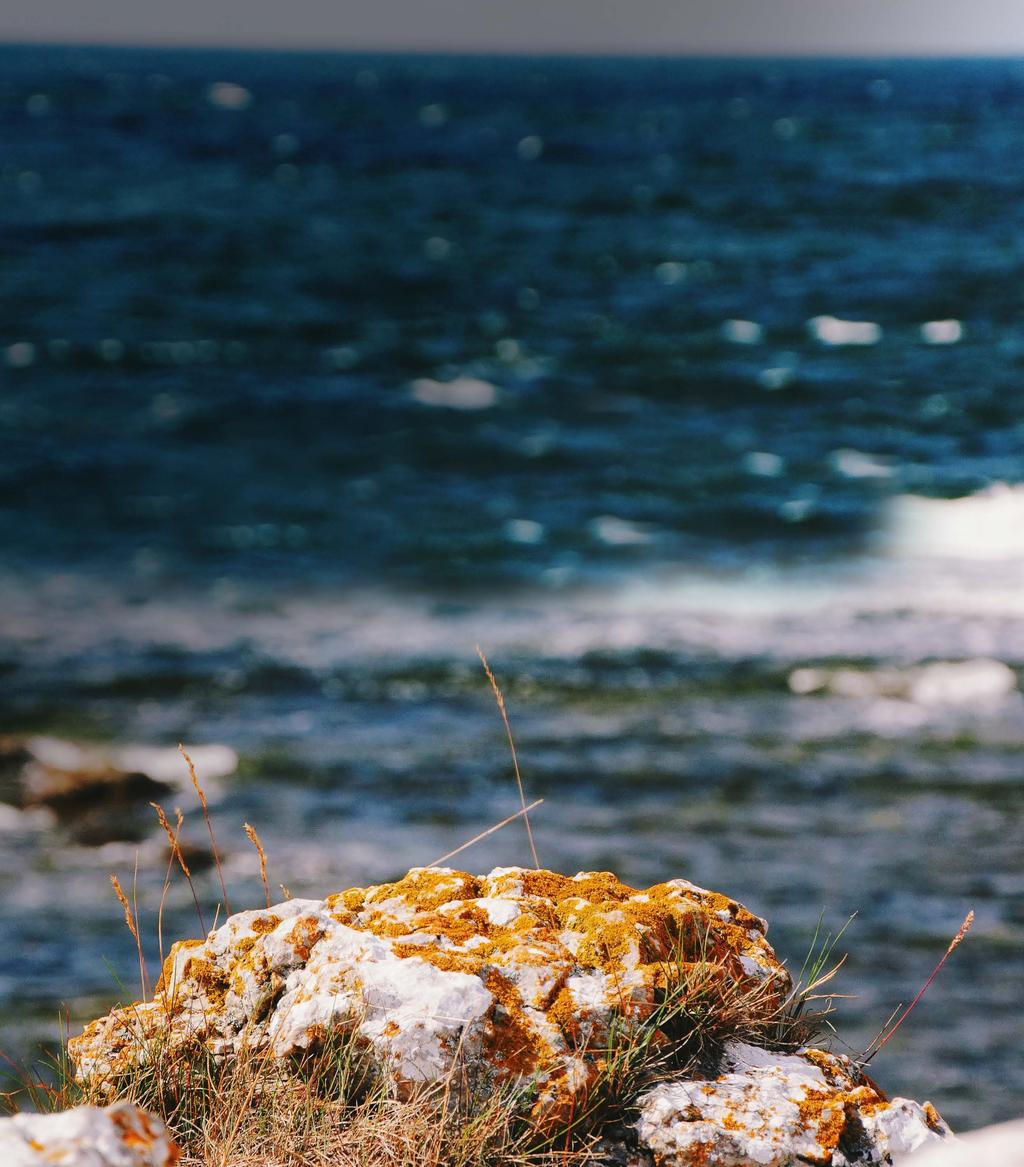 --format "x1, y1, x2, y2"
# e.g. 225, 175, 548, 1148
2, 865, 959, 1165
